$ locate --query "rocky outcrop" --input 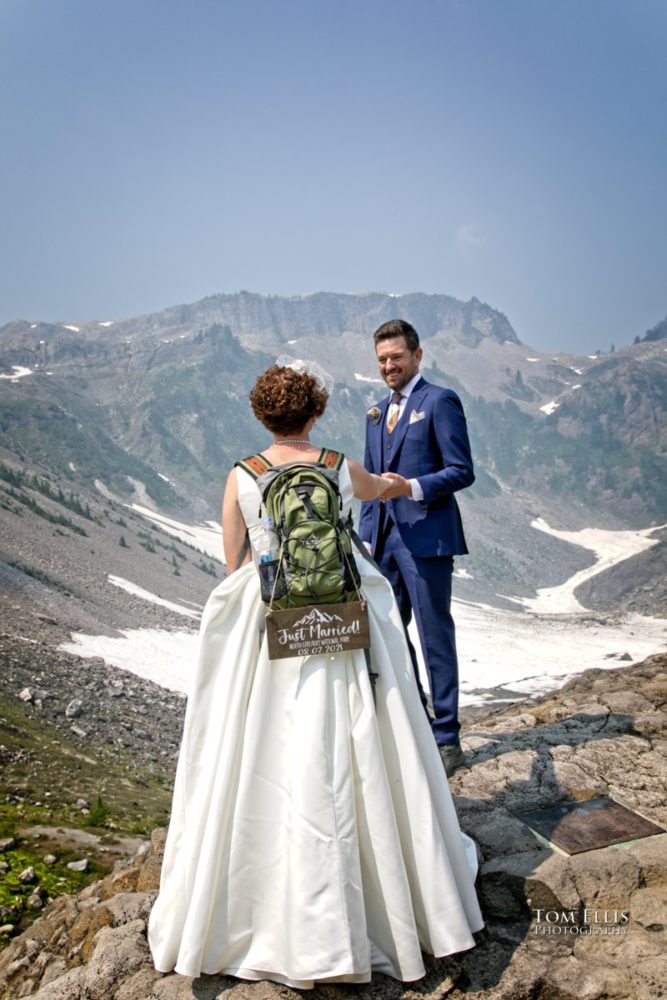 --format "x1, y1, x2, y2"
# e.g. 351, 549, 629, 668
1, 654, 665, 999
451, 652, 667, 1000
